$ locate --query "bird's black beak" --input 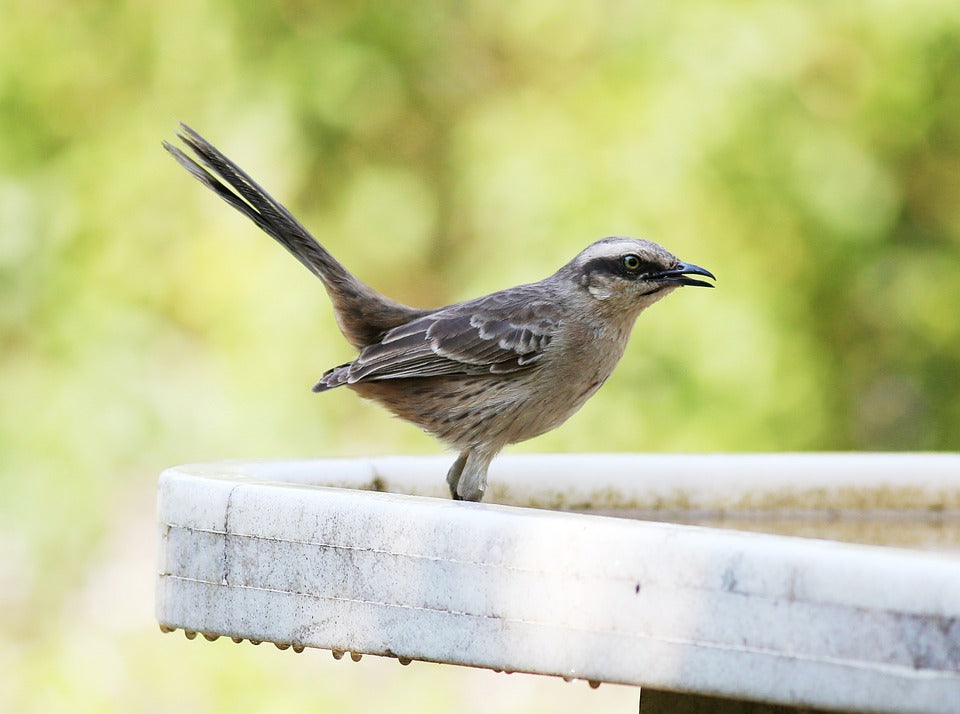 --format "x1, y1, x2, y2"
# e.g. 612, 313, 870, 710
655, 262, 716, 288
